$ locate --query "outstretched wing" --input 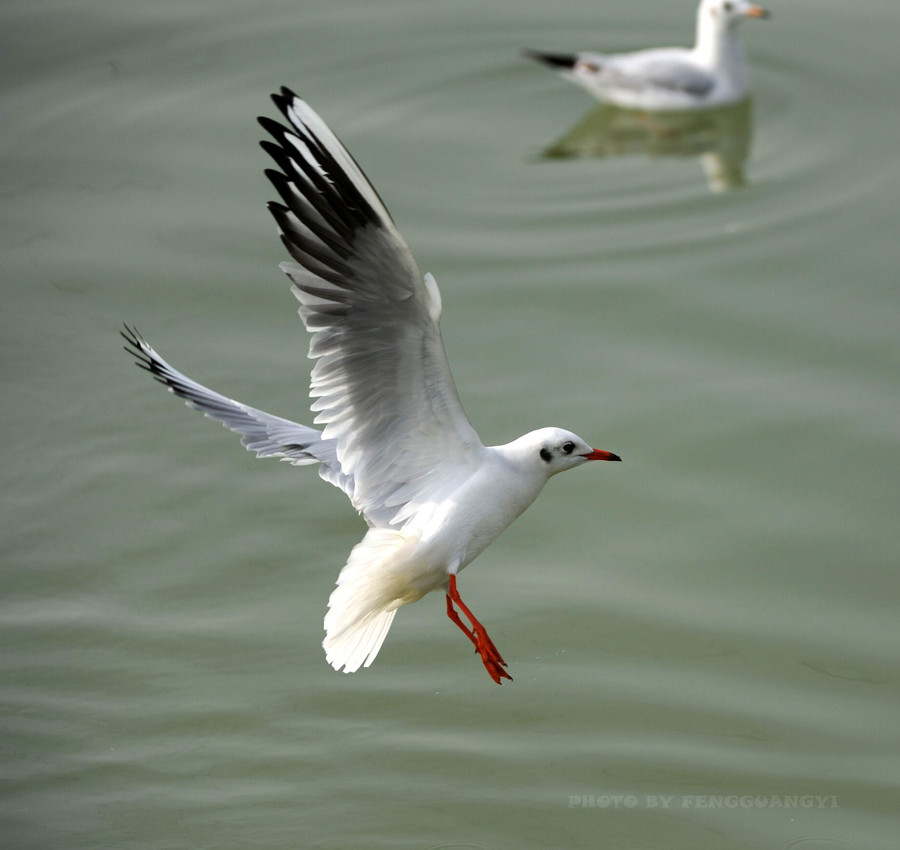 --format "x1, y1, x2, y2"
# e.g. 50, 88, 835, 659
122, 326, 354, 497
259, 89, 482, 525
